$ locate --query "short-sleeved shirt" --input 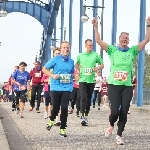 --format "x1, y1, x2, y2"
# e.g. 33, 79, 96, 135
12, 70, 30, 91
77, 51, 104, 83
45, 55, 74, 92
107, 45, 138, 86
